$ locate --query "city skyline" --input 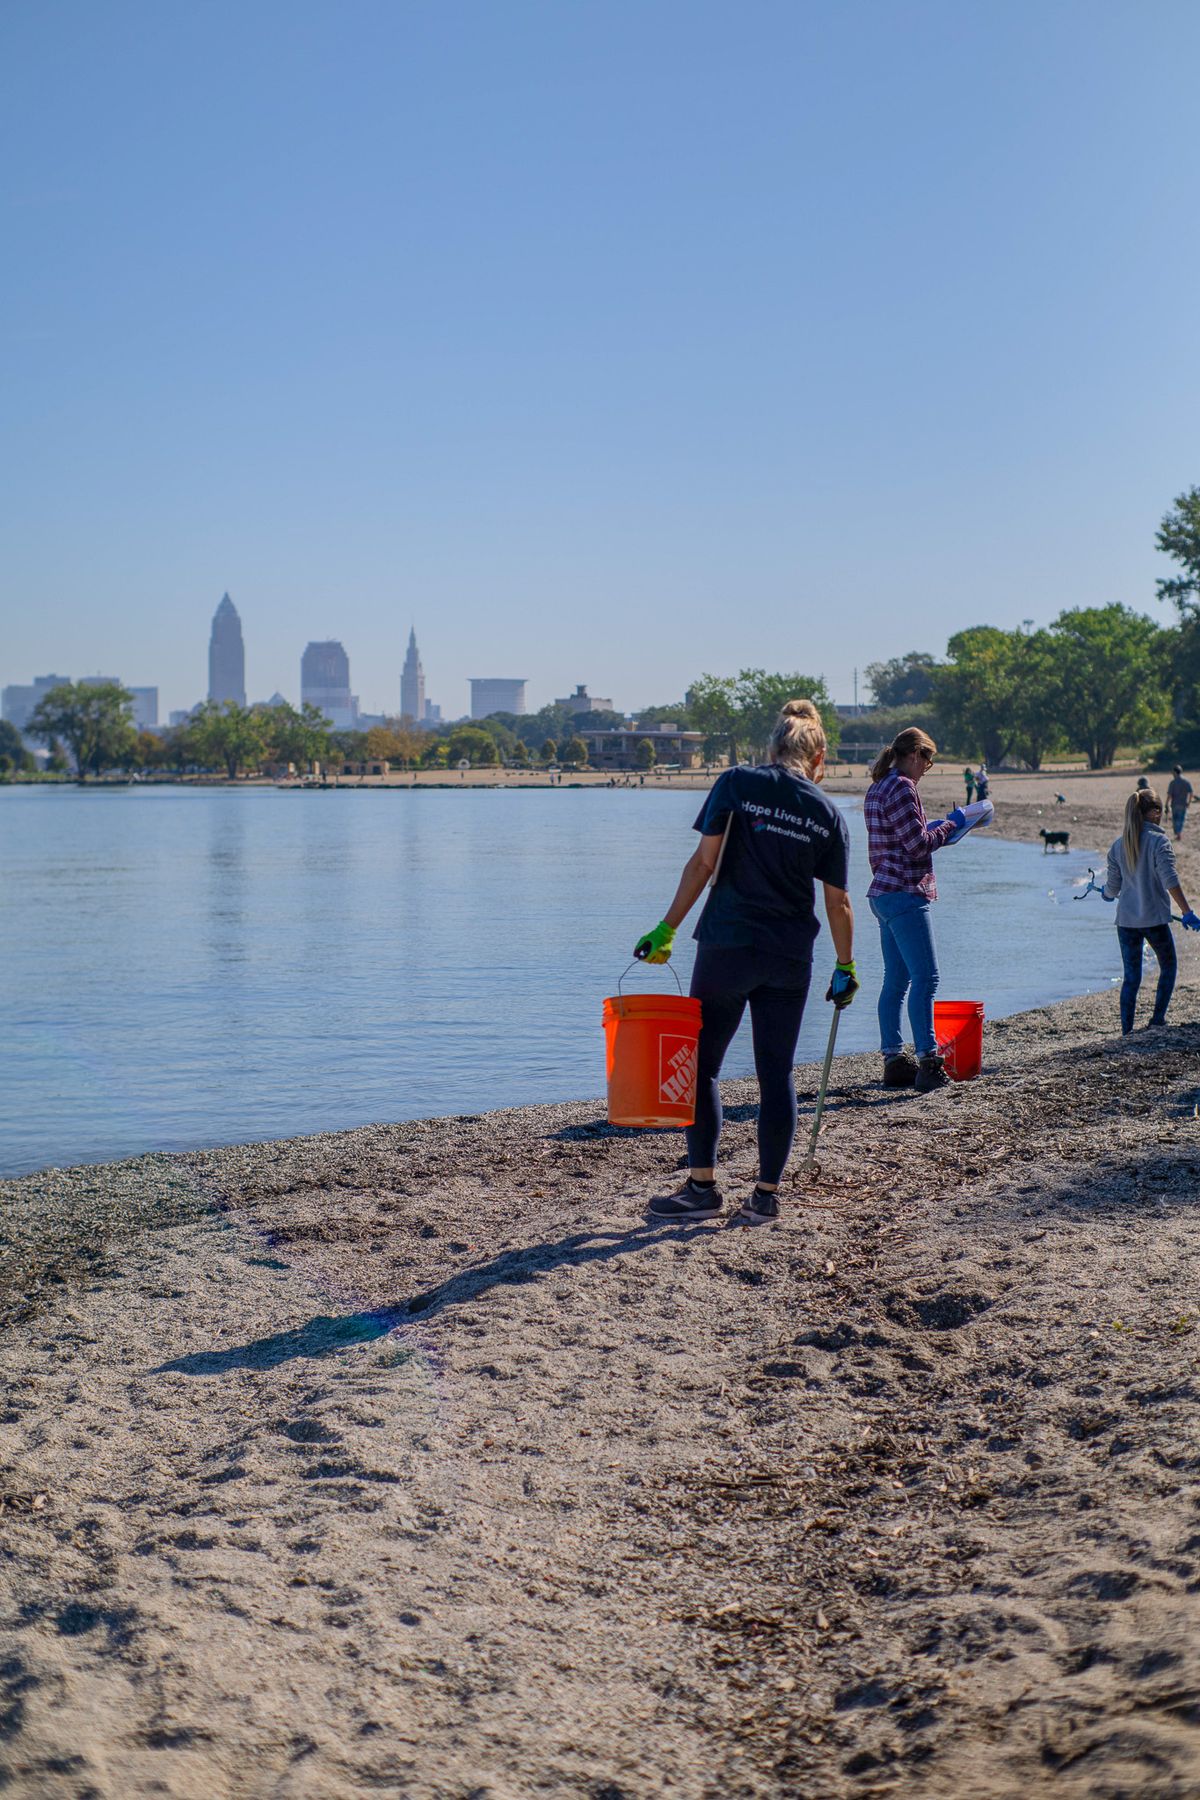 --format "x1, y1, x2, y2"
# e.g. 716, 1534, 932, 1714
1, 593, 645, 733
